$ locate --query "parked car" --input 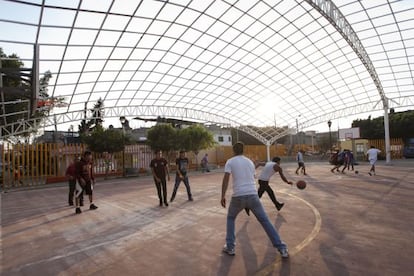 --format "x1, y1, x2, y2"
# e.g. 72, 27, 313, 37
403, 138, 414, 158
